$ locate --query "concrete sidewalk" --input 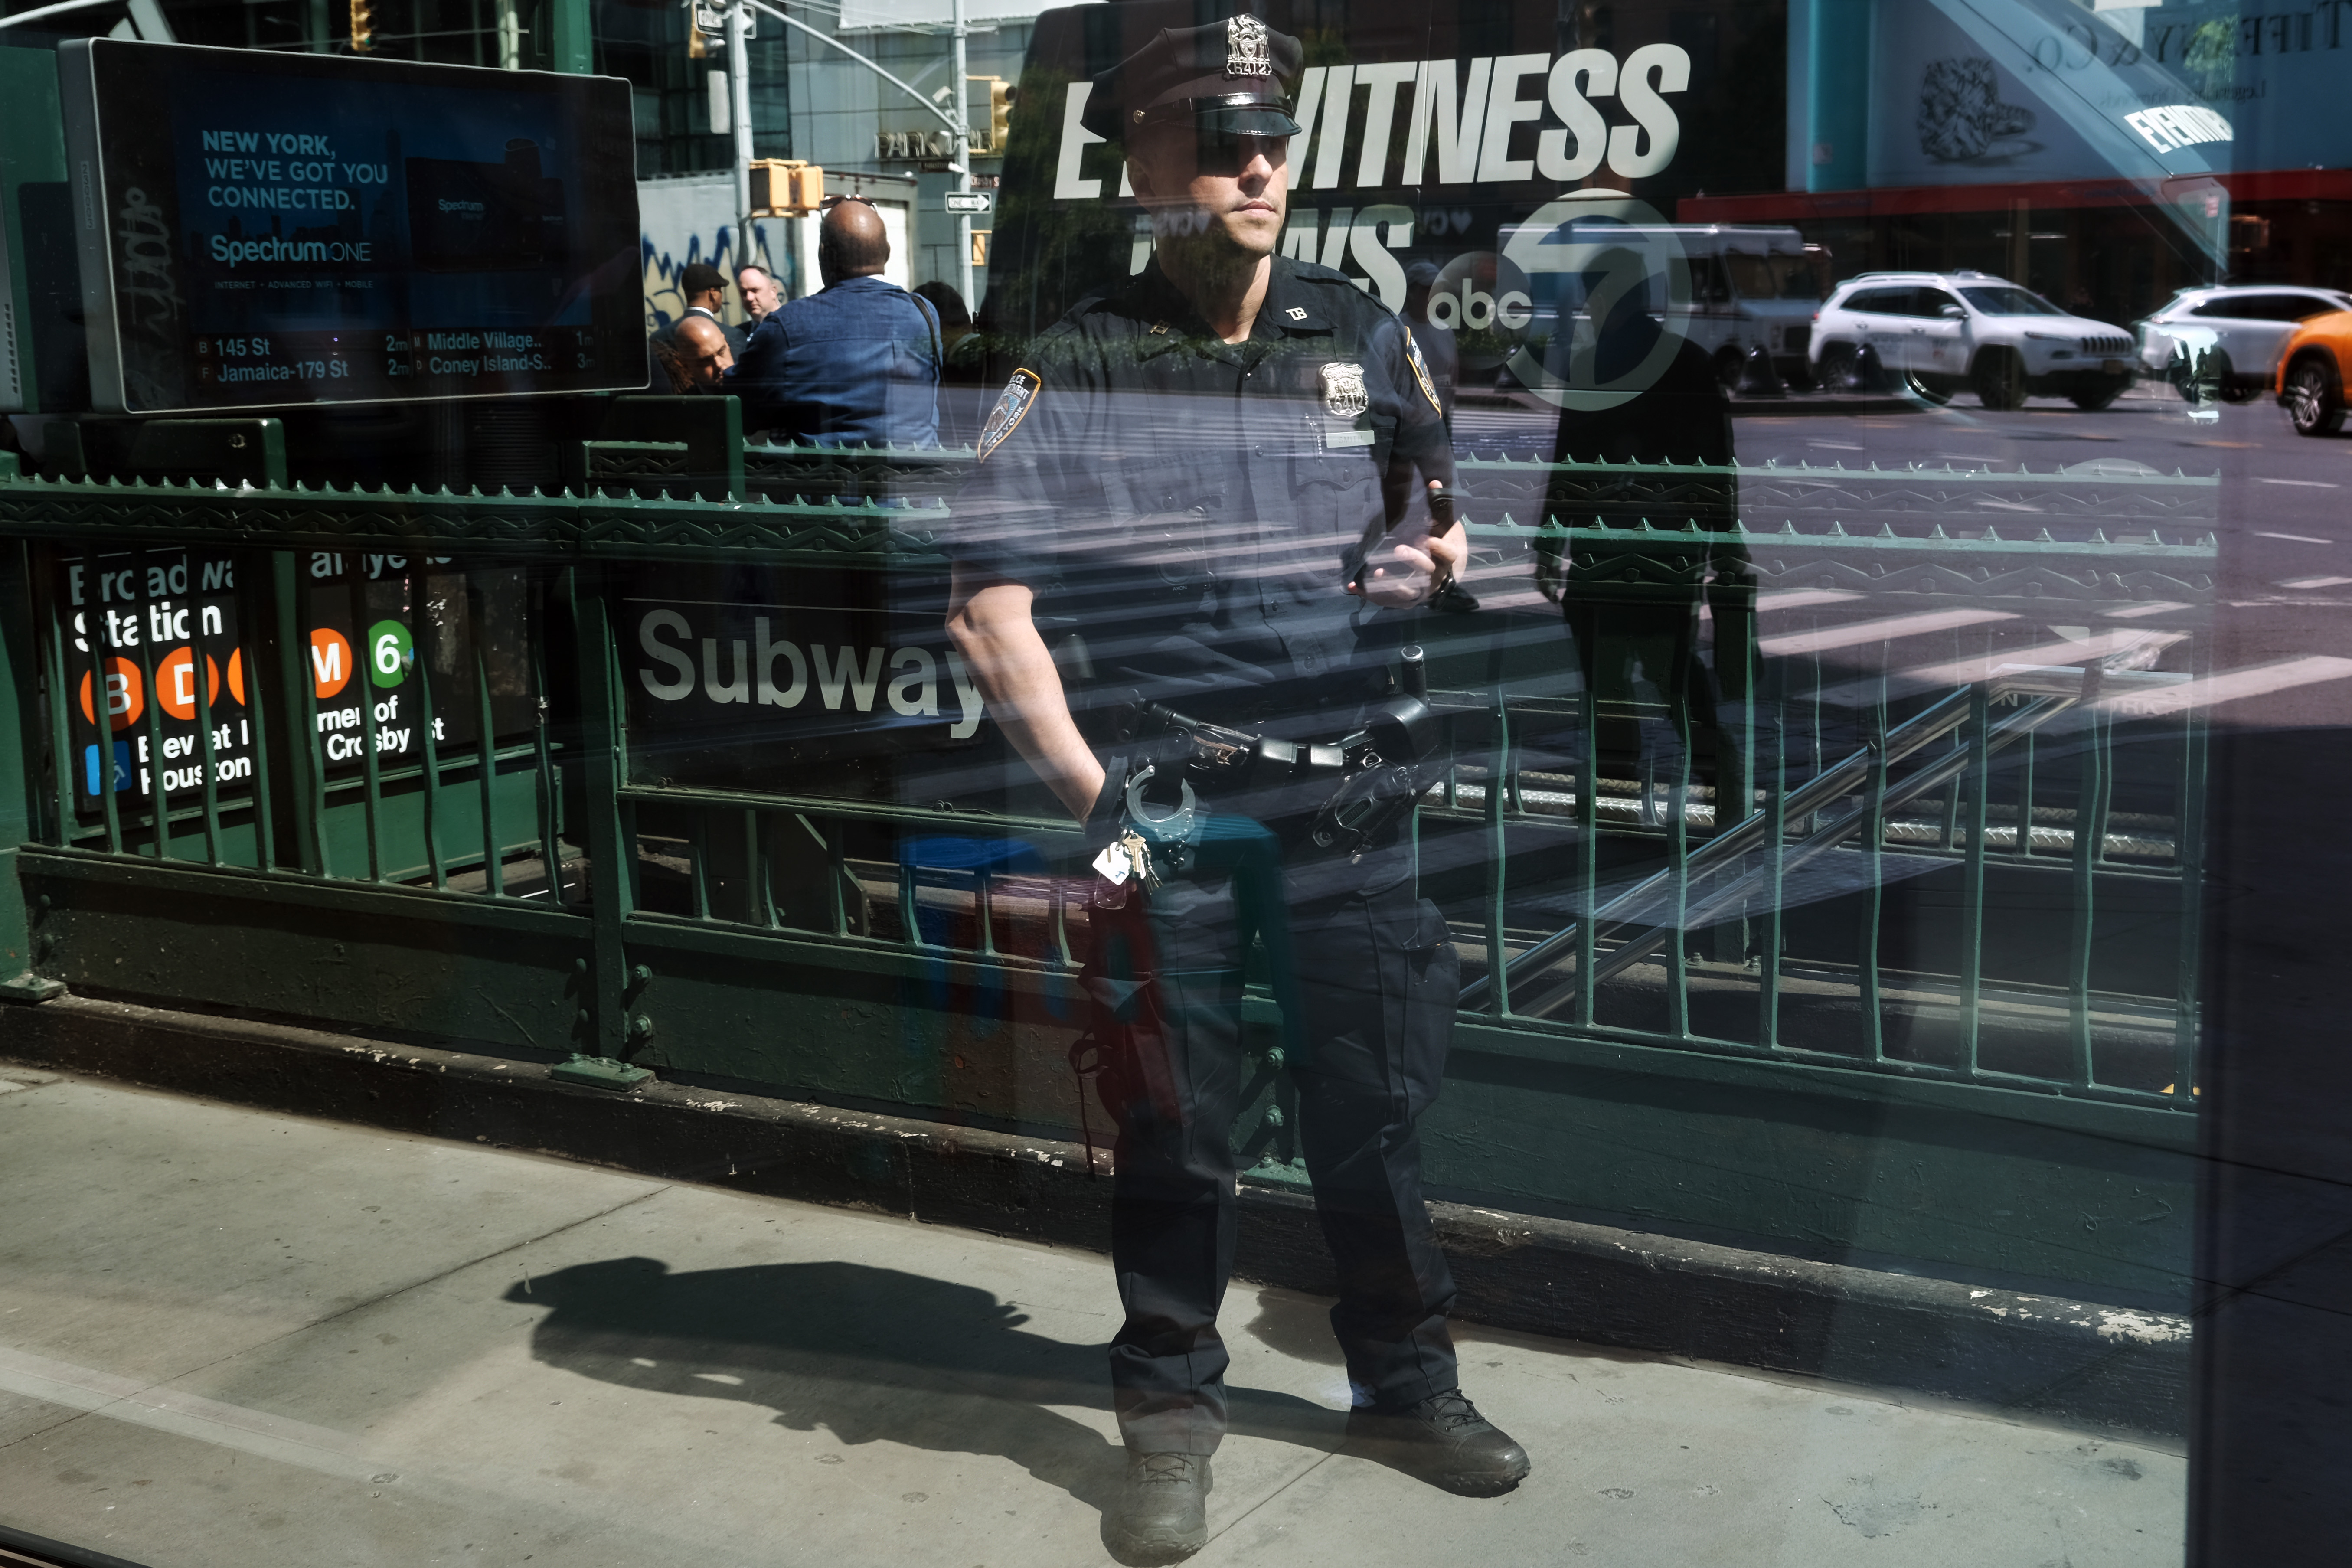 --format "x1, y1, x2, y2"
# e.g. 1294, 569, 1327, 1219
0, 1063, 2182, 1568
